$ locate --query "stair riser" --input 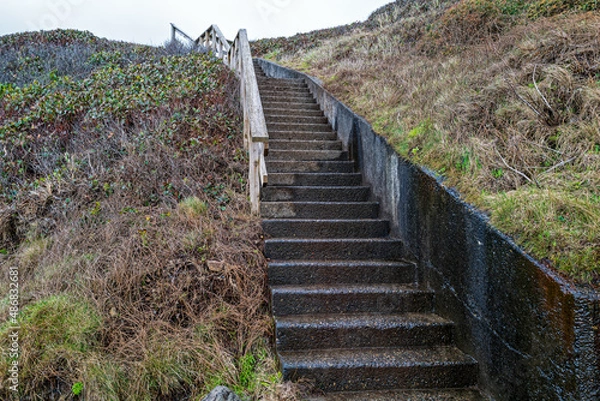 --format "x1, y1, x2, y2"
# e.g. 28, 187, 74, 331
263, 220, 389, 239
266, 240, 404, 261
261, 101, 321, 110
268, 132, 338, 141
262, 96, 315, 104
305, 389, 485, 401
272, 291, 432, 316
282, 365, 478, 392
268, 123, 332, 133
257, 79, 305, 86
268, 173, 361, 187
267, 150, 348, 161
259, 86, 308, 93
276, 324, 454, 350
261, 94, 315, 102
266, 116, 328, 125
261, 203, 379, 220
261, 186, 370, 202
266, 161, 355, 174
260, 88, 312, 95
264, 108, 324, 117
268, 263, 416, 286
269, 141, 342, 151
